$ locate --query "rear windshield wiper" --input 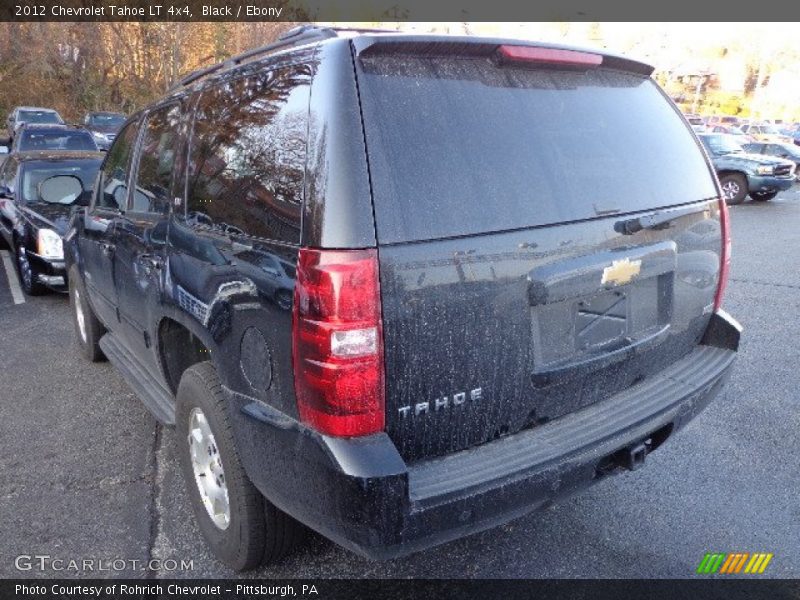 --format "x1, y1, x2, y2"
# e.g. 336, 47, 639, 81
614, 205, 703, 235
